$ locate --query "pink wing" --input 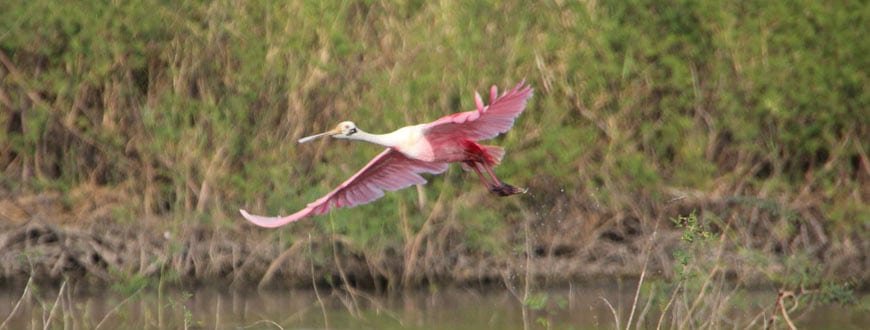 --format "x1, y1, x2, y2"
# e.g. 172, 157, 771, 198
240, 149, 448, 228
424, 81, 533, 141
